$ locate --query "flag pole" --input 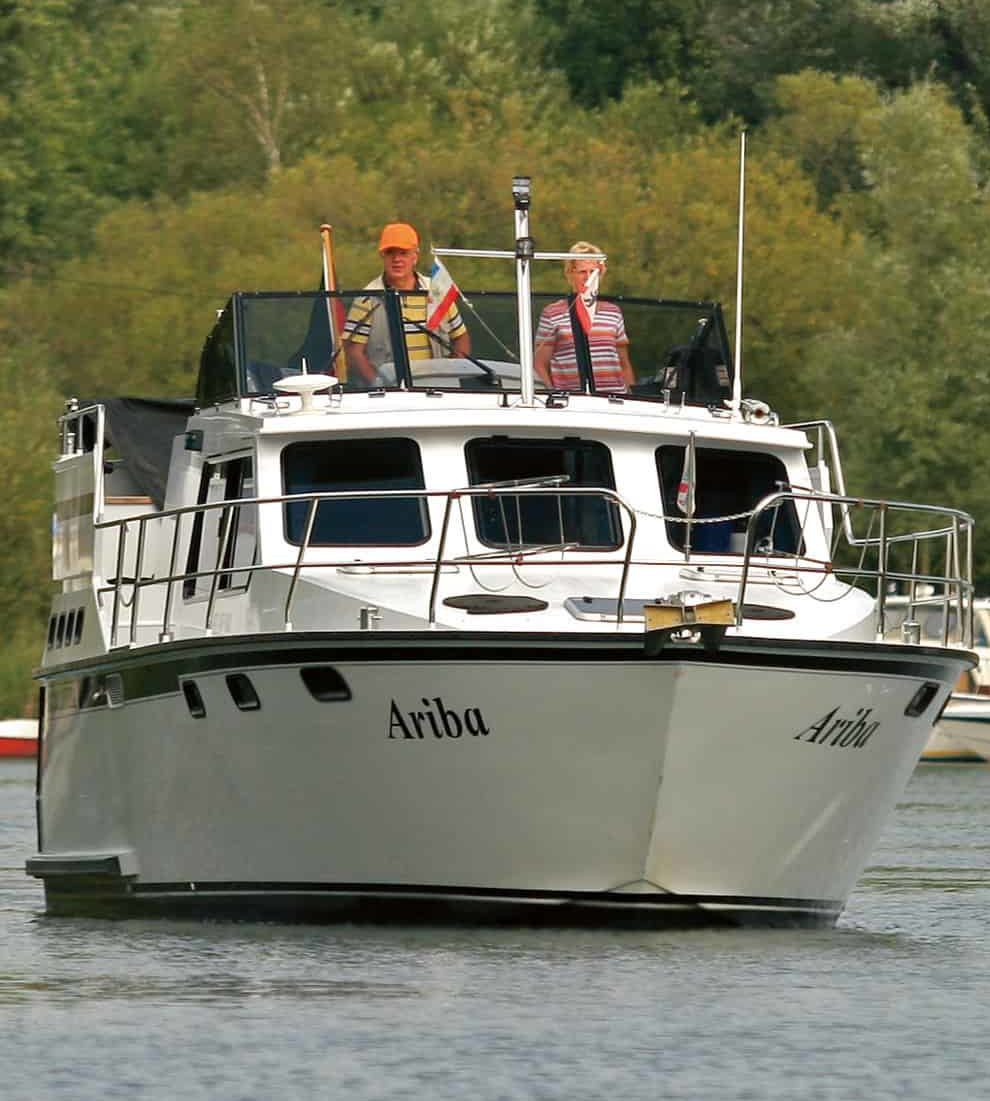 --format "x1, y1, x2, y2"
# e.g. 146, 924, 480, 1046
730, 130, 746, 414
682, 431, 696, 560
320, 223, 348, 381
